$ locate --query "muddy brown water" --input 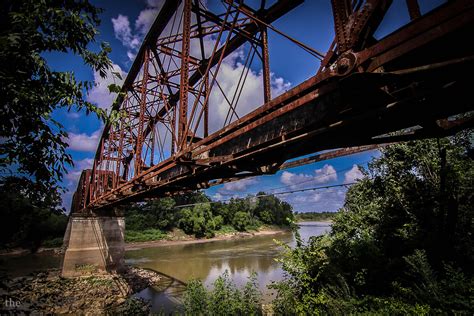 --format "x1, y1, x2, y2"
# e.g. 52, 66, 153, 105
0, 222, 331, 313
